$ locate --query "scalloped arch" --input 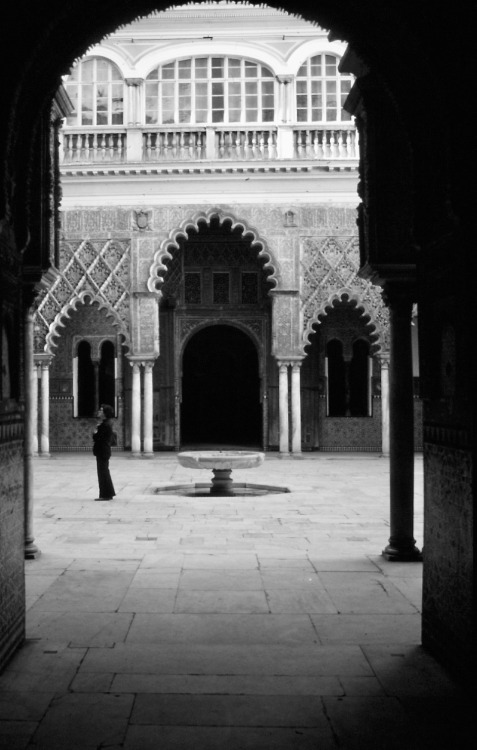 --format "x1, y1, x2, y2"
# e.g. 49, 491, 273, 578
147, 208, 280, 294
302, 288, 388, 355
44, 291, 131, 355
